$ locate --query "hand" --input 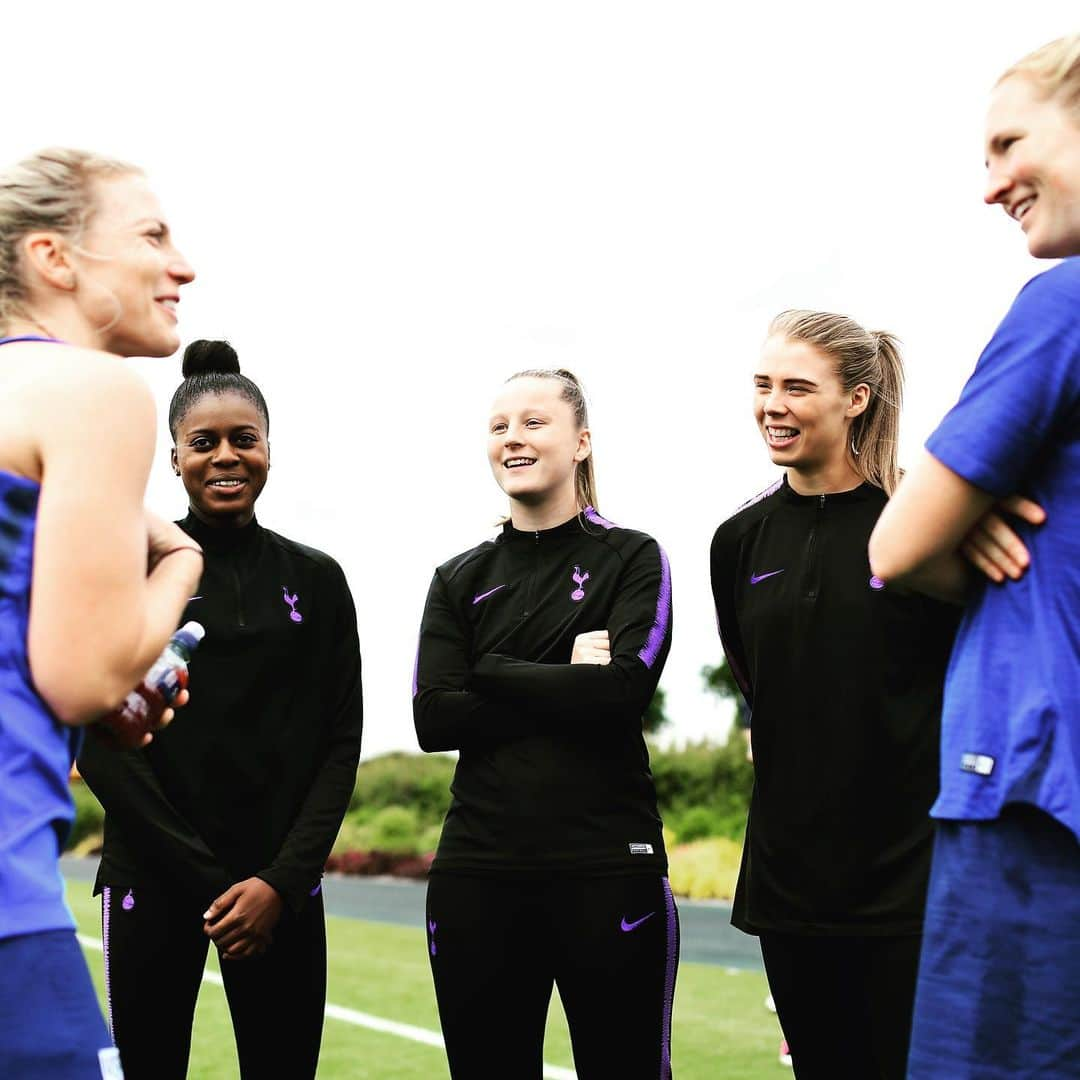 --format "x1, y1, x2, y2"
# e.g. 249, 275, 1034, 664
145, 510, 203, 574
89, 688, 189, 750
148, 687, 189, 742
959, 494, 1046, 584
571, 629, 611, 665
203, 878, 284, 960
